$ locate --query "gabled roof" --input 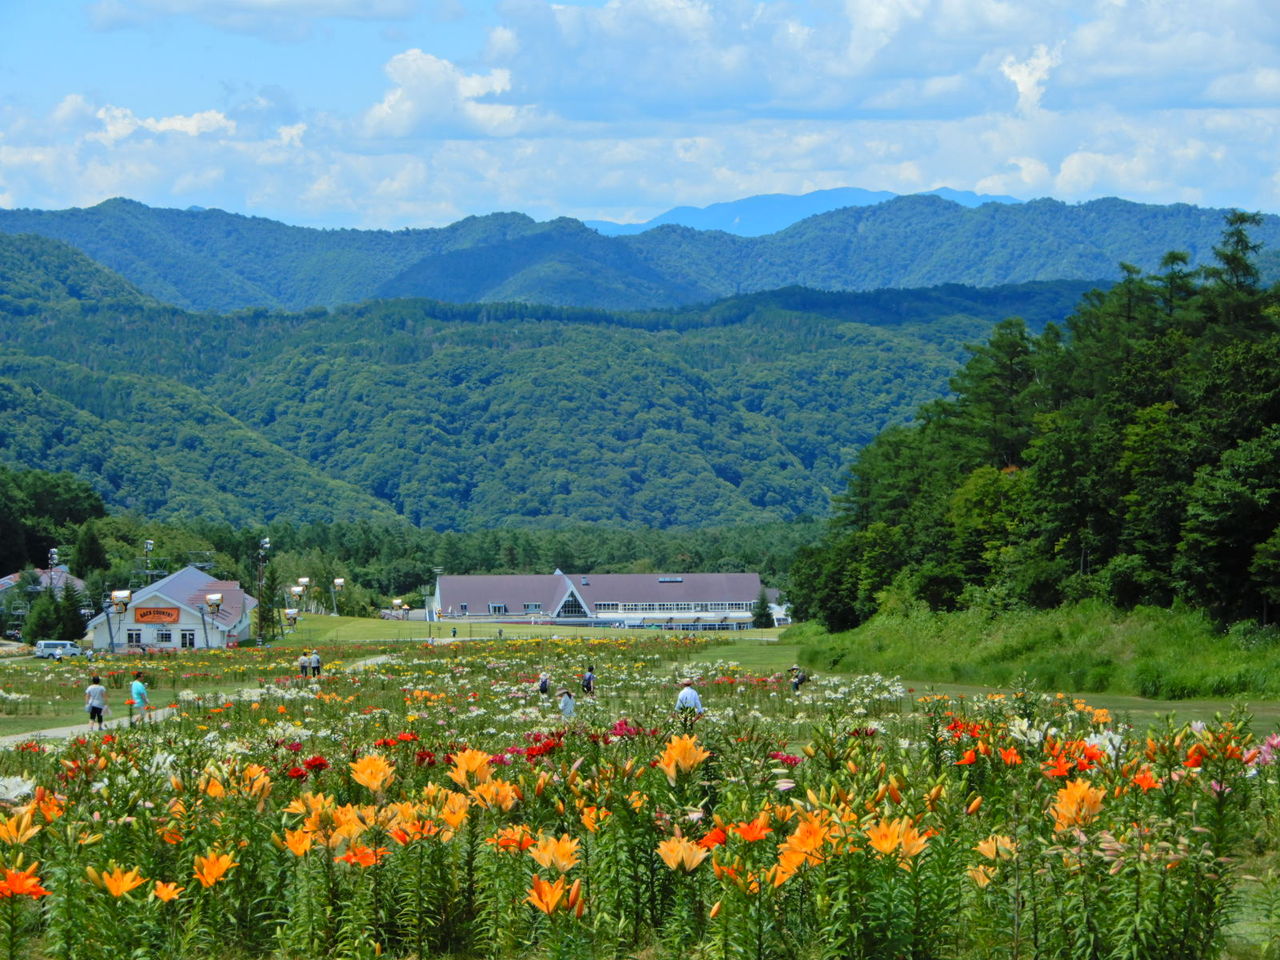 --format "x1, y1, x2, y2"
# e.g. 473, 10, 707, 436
577, 573, 760, 604
437, 574, 570, 615
437, 571, 762, 615
0, 567, 87, 597
86, 566, 256, 629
